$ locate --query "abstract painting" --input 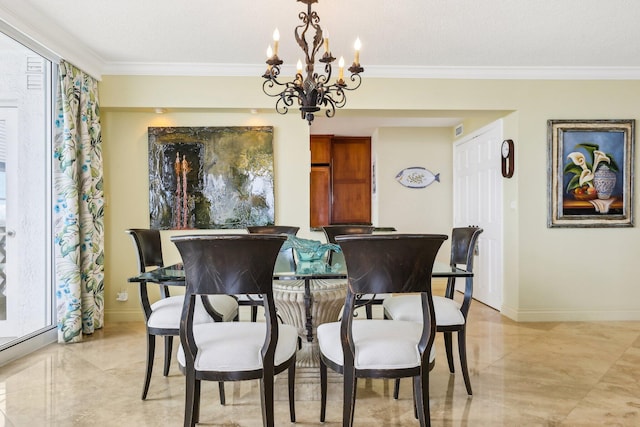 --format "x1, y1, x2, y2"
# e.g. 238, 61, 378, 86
148, 126, 275, 229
